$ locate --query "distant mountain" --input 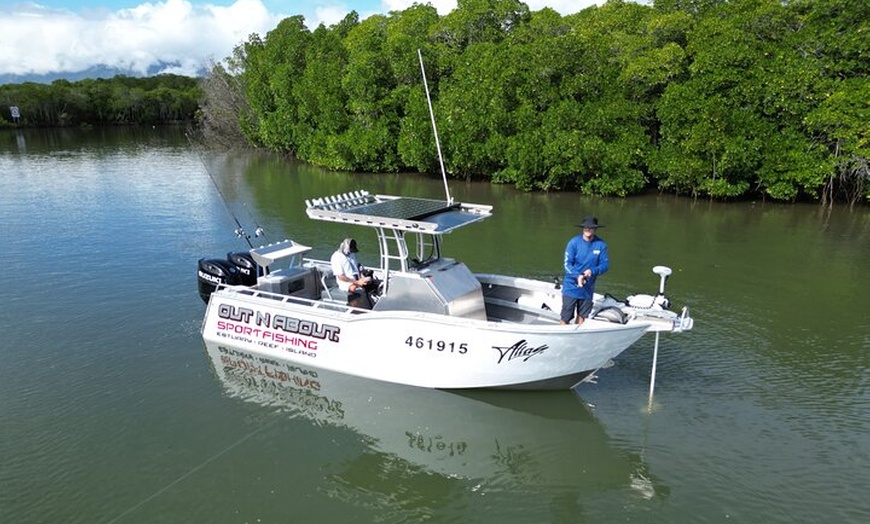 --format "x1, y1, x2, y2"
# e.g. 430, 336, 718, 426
0, 66, 124, 84
0, 62, 205, 85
